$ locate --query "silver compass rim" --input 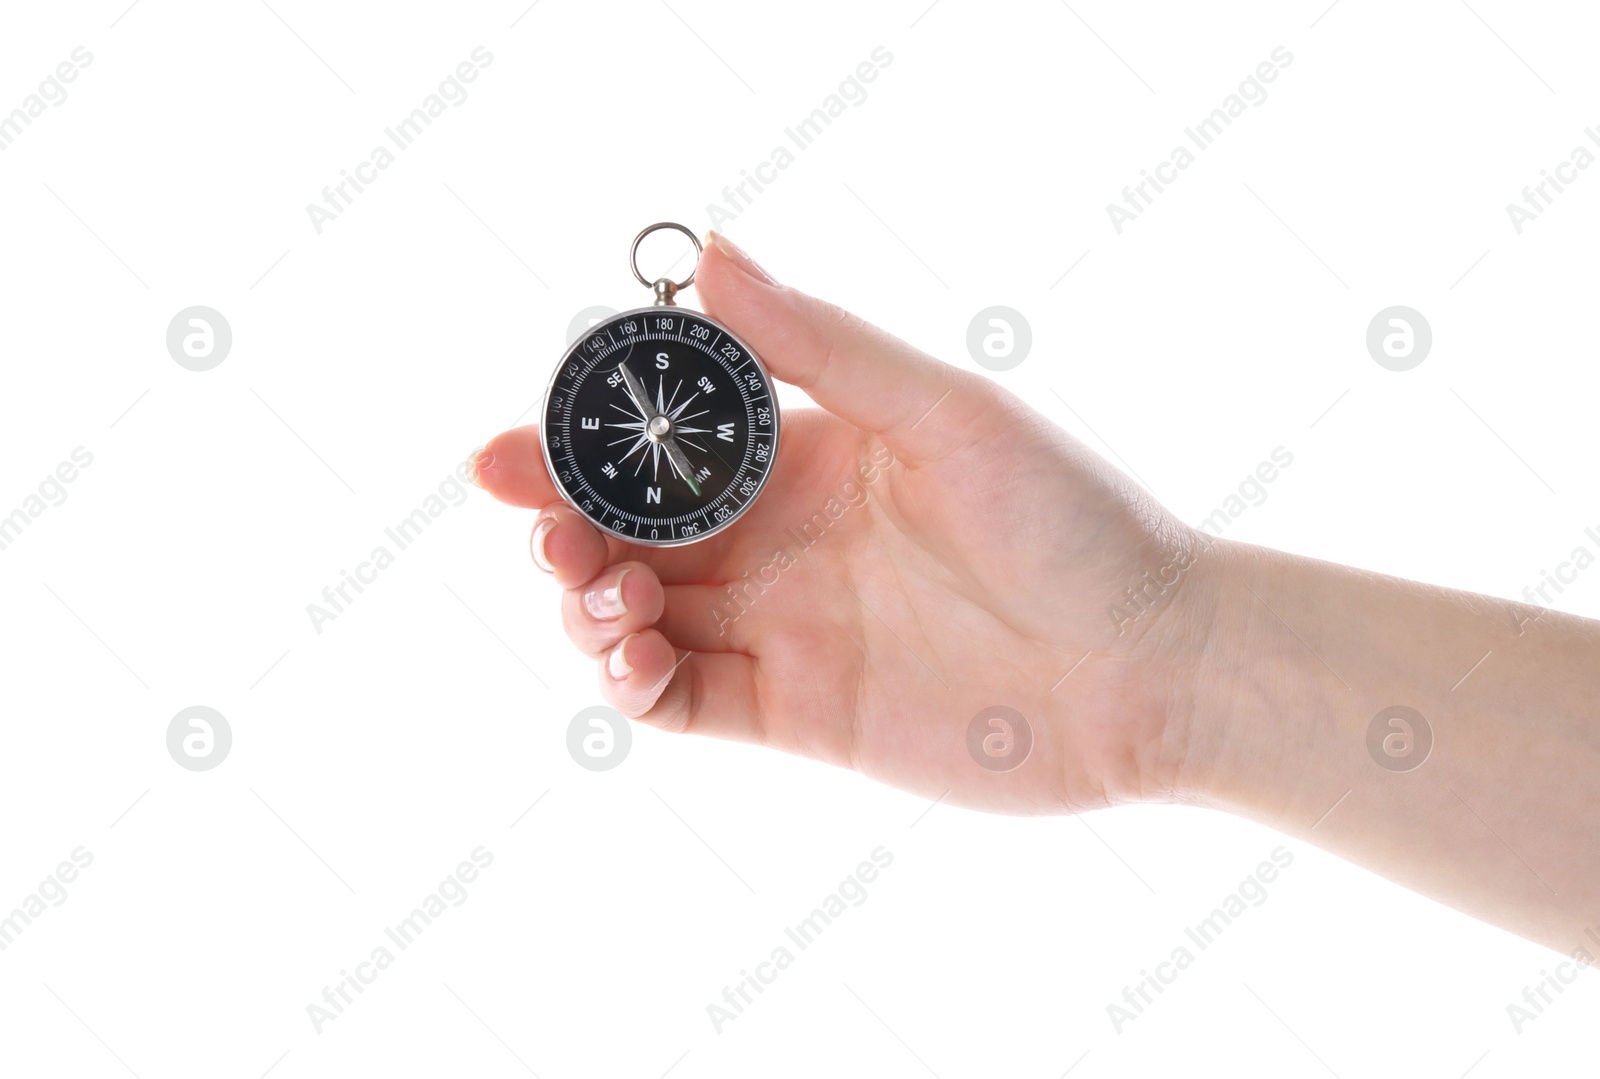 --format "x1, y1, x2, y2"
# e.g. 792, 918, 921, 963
539, 304, 782, 549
